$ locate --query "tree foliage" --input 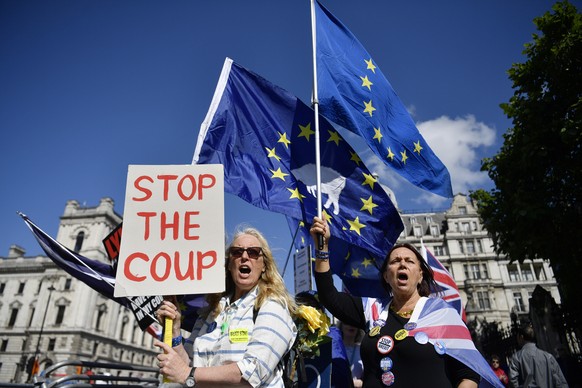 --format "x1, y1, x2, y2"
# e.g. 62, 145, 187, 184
471, 1, 582, 325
